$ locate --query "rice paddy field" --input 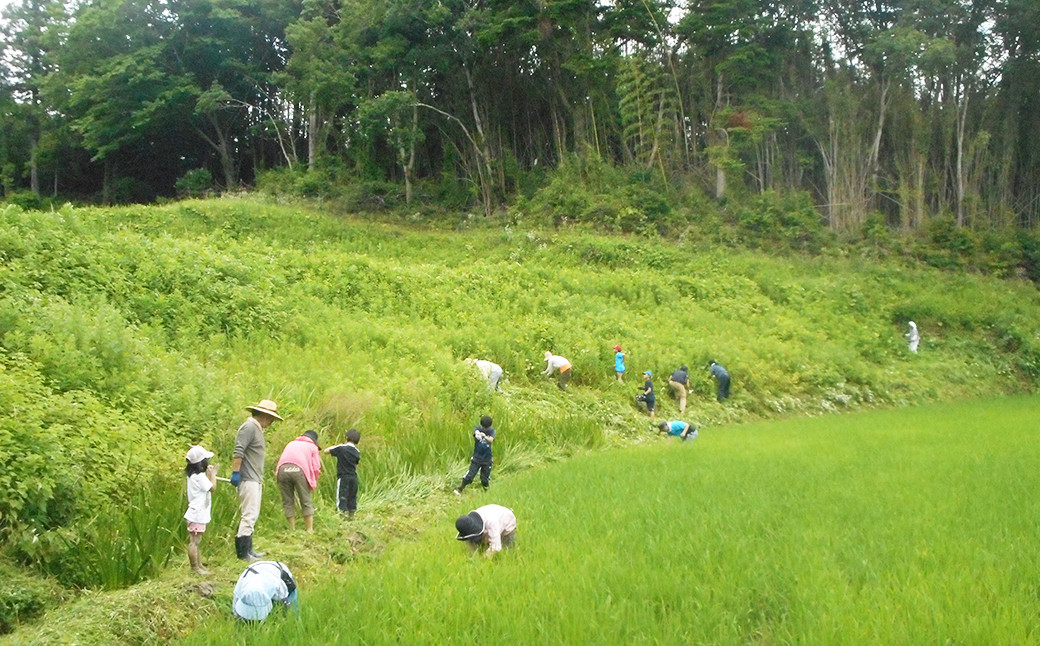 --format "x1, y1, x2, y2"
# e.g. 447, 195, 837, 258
175, 395, 1040, 645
